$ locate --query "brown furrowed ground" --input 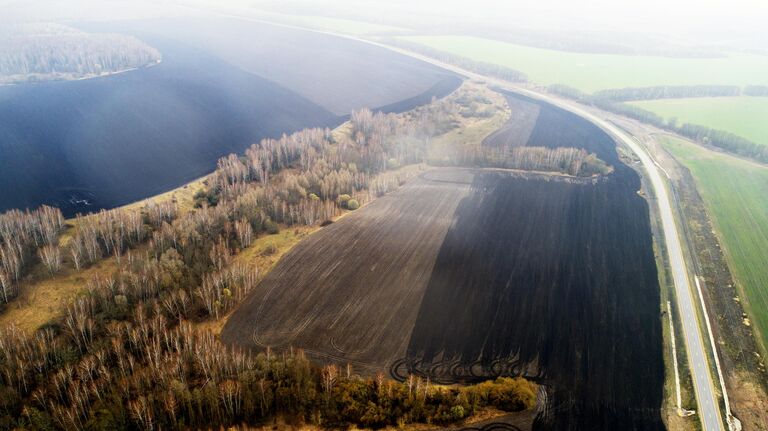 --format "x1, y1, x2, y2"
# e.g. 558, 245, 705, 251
222, 169, 474, 371
223, 92, 665, 430
481, 95, 541, 148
